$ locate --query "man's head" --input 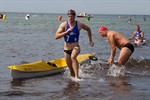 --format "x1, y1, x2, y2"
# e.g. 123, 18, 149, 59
136, 24, 140, 31
67, 9, 76, 22
67, 9, 76, 17
99, 26, 108, 37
